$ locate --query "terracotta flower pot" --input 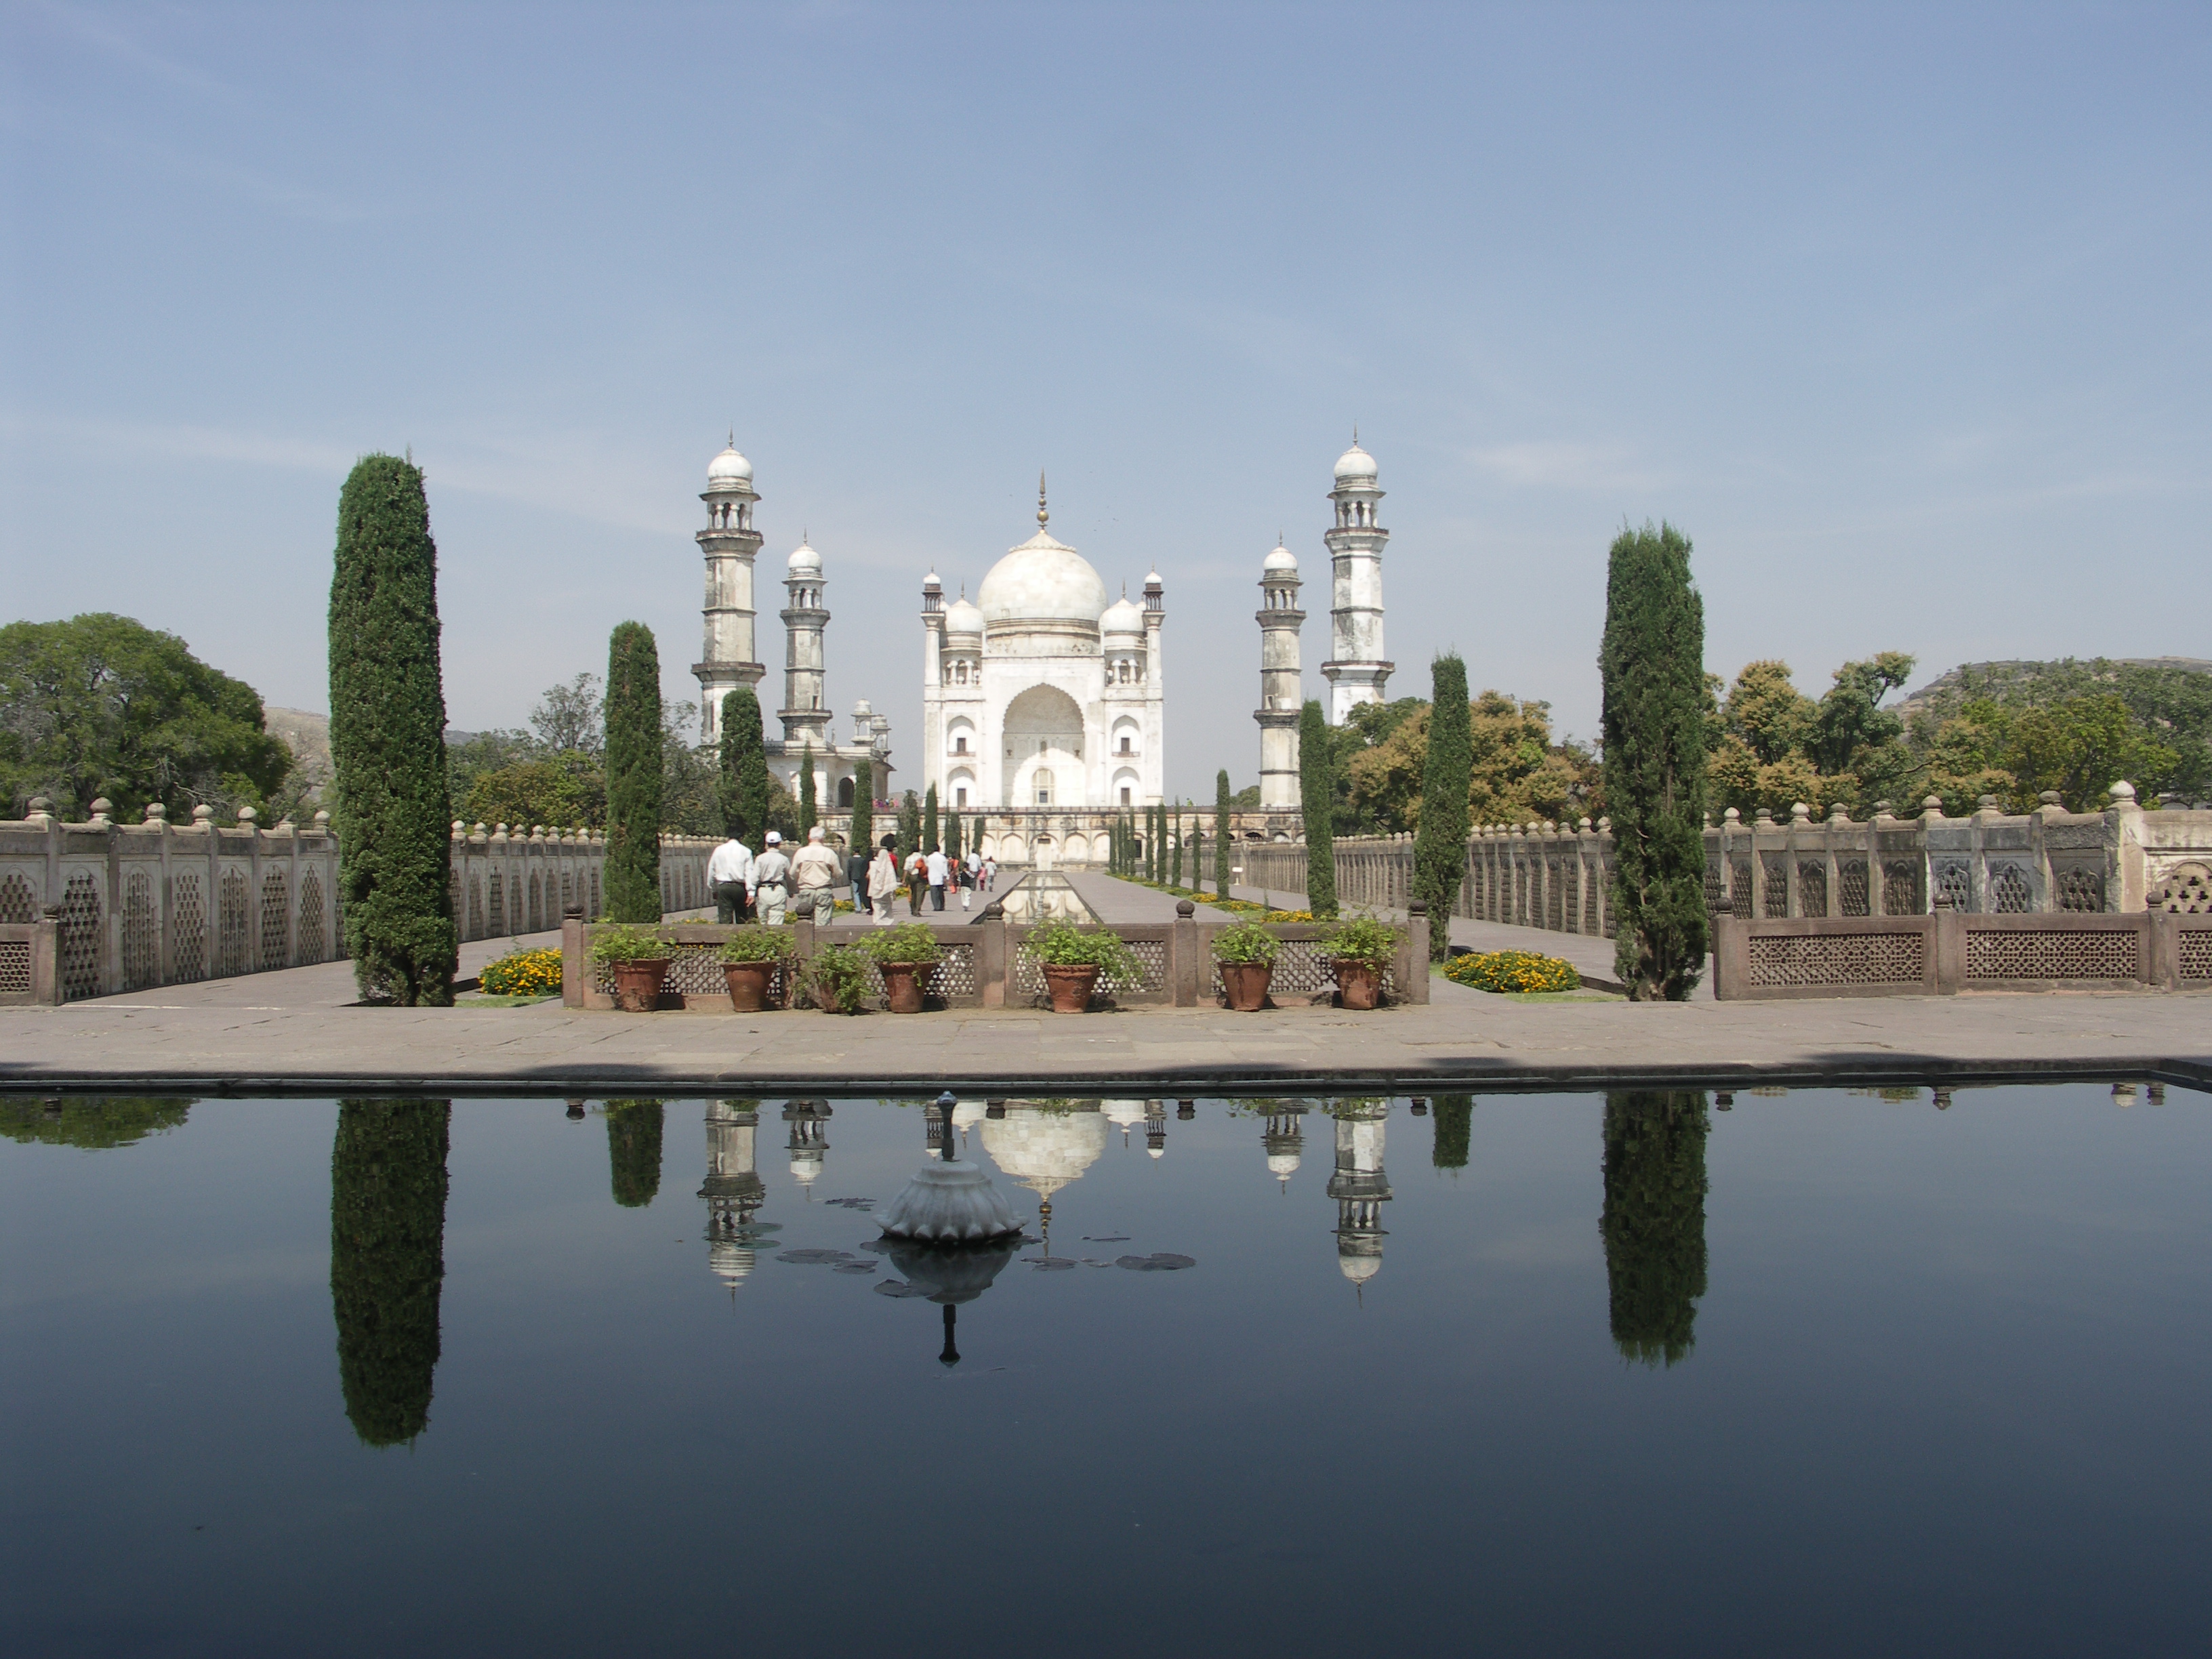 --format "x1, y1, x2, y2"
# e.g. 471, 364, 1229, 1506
878, 960, 933, 1015
612, 958, 671, 1013
1332, 958, 1382, 1011
1220, 961, 1273, 1012
723, 960, 777, 1012
1042, 962, 1100, 1014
